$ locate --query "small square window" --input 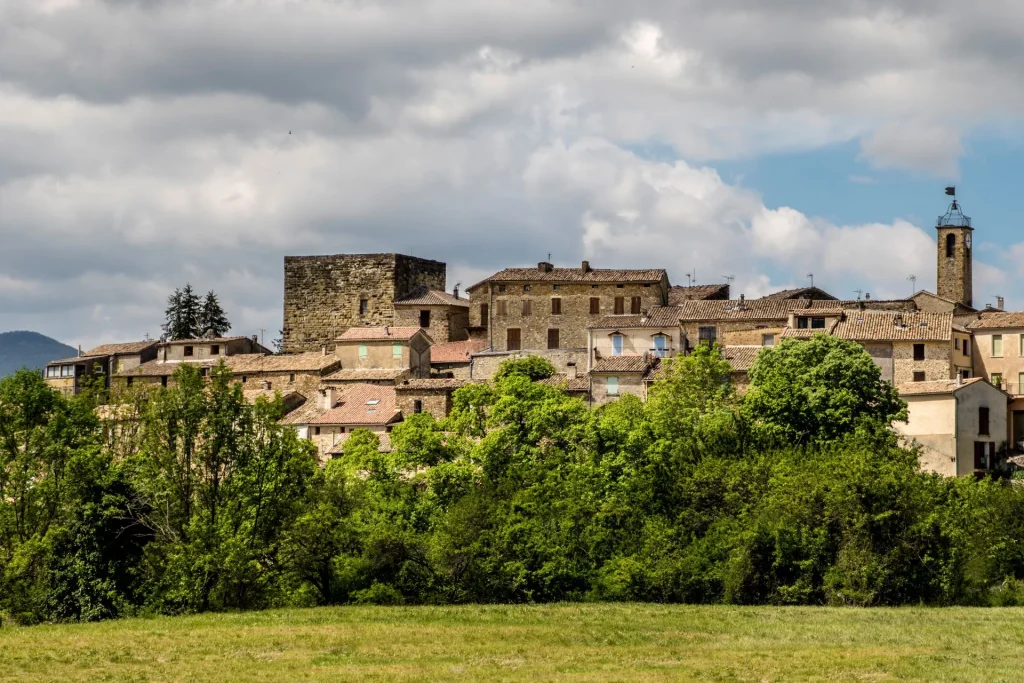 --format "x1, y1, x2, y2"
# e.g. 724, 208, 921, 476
524, 285, 531, 292
210, 344, 220, 355
498, 285, 507, 293
289, 373, 296, 382
913, 371, 925, 382
184, 345, 194, 357
913, 344, 925, 361
553, 285, 561, 290
762, 334, 775, 347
